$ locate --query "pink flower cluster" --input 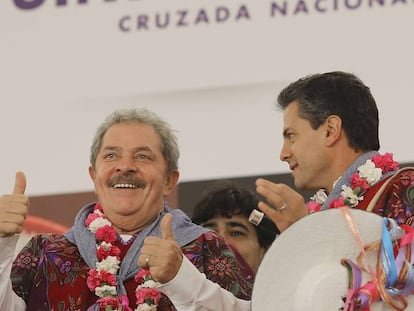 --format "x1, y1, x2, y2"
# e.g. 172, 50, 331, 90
306, 201, 323, 213
371, 152, 400, 173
